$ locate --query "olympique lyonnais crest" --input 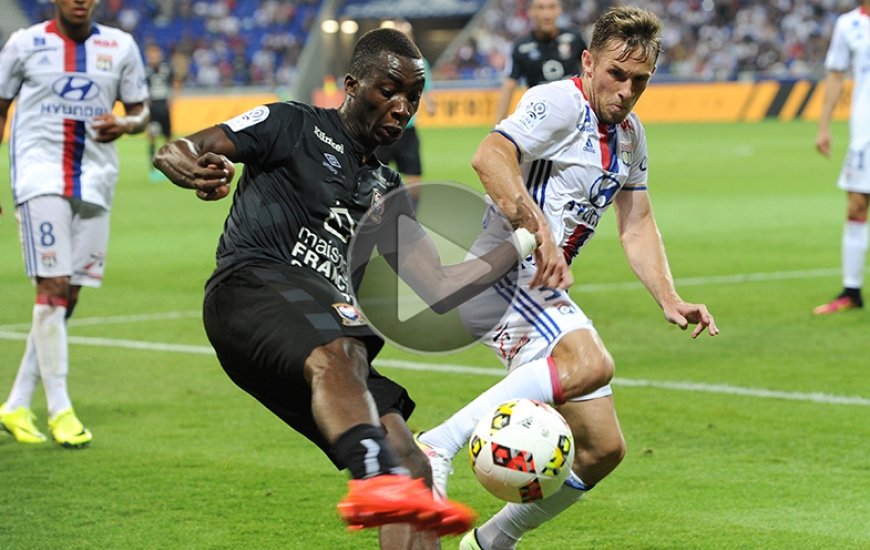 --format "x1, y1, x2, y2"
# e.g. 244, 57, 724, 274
333, 303, 367, 326
96, 55, 113, 72
41, 252, 57, 268
620, 141, 633, 165
369, 189, 385, 224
